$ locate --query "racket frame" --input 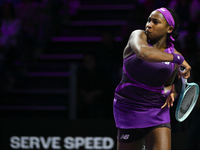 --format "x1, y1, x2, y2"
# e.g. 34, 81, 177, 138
175, 77, 199, 122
